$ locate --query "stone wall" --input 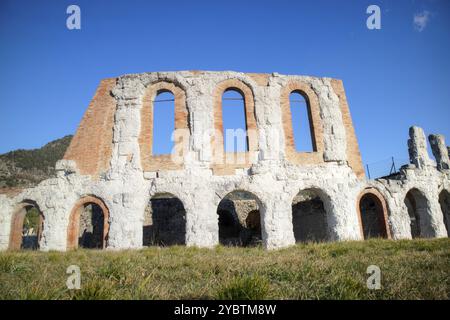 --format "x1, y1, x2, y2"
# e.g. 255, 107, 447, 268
0, 71, 448, 251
